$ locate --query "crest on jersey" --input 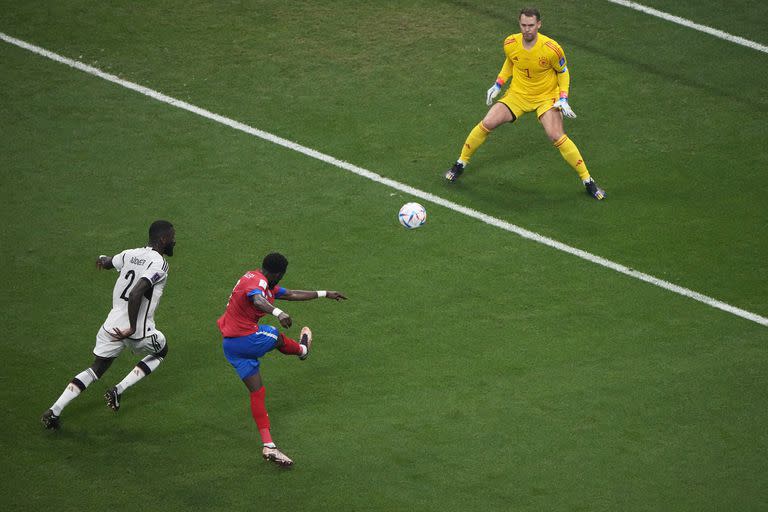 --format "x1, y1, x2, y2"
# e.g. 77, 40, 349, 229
539, 56, 548, 67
